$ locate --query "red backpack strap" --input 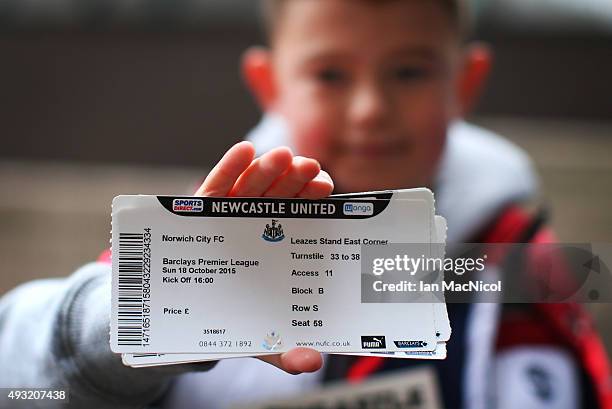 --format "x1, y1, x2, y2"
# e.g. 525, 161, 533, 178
478, 205, 548, 244
346, 356, 386, 384
536, 302, 612, 409
484, 206, 612, 409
